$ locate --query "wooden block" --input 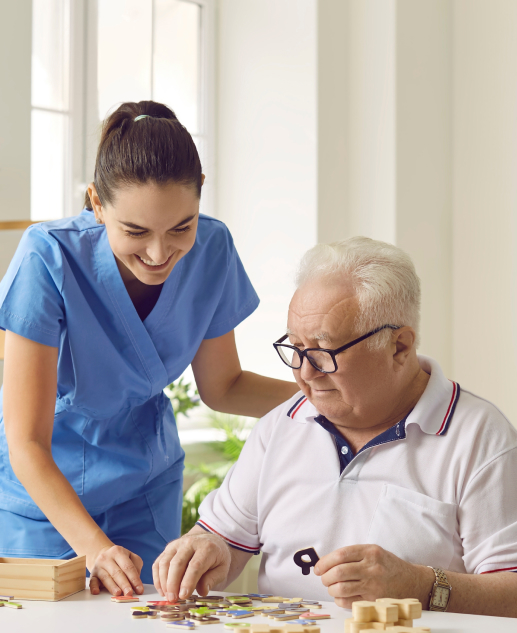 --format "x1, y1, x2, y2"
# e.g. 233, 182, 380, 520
385, 628, 430, 633
282, 626, 305, 633
248, 626, 271, 633
395, 620, 413, 628
167, 622, 196, 630
345, 619, 380, 633
0, 555, 86, 602
376, 599, 422, 621
225, 623, 252, 629
352, 602, 398, 624
5, 601, 22, 609
0, 595, 14, 600
272, 614, 300, 621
